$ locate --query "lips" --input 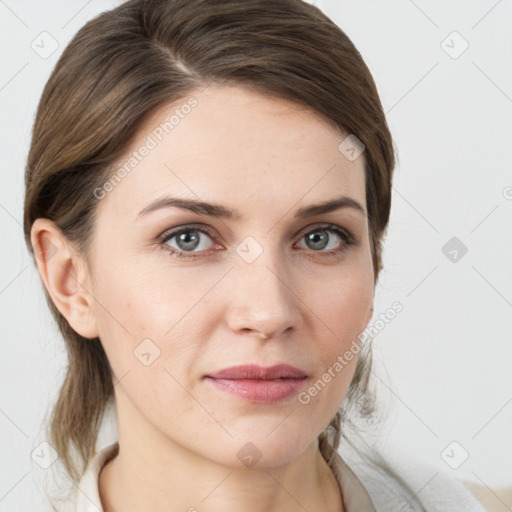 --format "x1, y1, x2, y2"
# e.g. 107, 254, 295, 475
204, 364, 308, 404
206, 364, 307, 380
